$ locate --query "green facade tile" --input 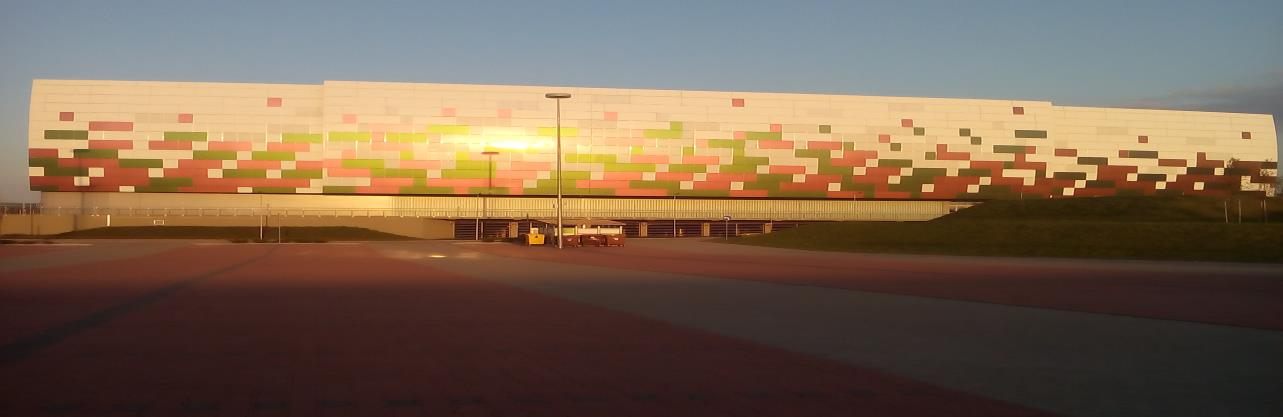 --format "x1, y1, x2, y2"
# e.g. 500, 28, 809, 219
342, 159, 384, 169
73, 149, 118, 159
1053, 172, 1087, 180
28, 157, 58, 168
164, 131, 207, 141
733, 156, 770, 166
718, 164, 758, 173
329, 131, 371, 142
322, 186, 357, 194
1136, 173, 1167, 181
41, 166, 88, 176
45, 130, 89, 140
794, 149, 829, 159
682, 146, 696, 155
566, 154, 617, 163
378, 168, 427, 178
1014, 130, 1048, 138
281, 169, 323, 179
1077, 157, 1108, 165
913, 127, 925, 136
454, 160, 494, 170
744, 131, 782, 141
251, 151, 294, 161
670, 121, 684, 131
1124, 150, 1159, 158
959, 128, 971, 136
925, 152, 936, 160
993, 145, 1028, 154
879, 159, 914, 168
400, 150, 415, 160
399, 186, 455, 194
1085, 180, 1115, 189
629, 180, 682, 193
668, 164, 706, 173
970, 137, 982, 145
223, 169, 267, 178
281, 133, 323, 143
118, 158, 164, 168
194, 150, 238, 160
643, 129, 682, 139
958, 168, 991, 177
890, 143, 902, 151
603, 162, 656, 172
135, 186, 178, 193
708, 139, 744, 149
149, 177, 192, 187
819, 125, 832, 133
